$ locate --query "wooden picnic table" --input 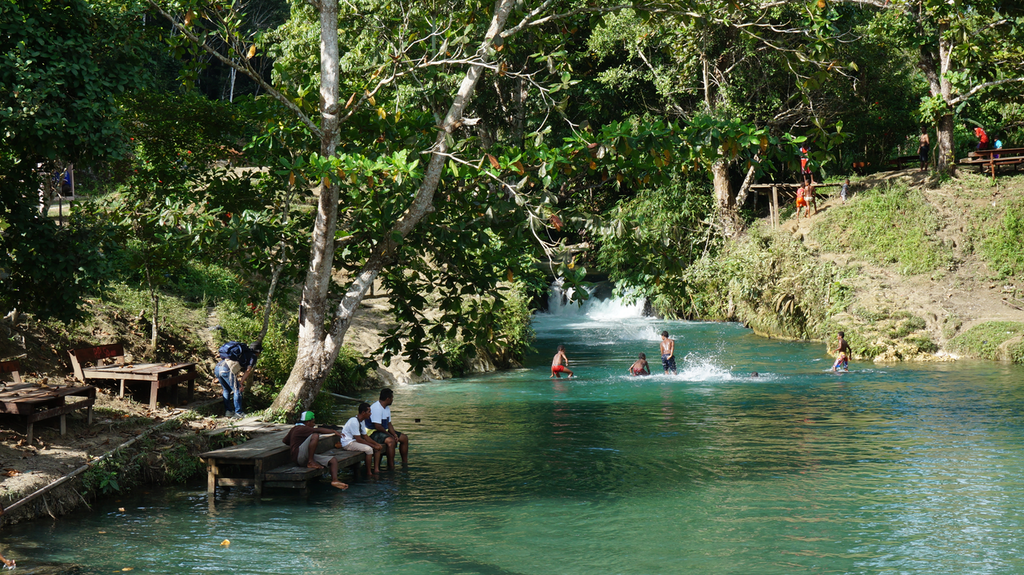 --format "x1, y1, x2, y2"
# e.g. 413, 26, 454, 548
68, 344, 196, 410
79, 362, 196, 410
200, 430, 363, 498
0, 382, 95, 443
959, 147, 1024, 177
